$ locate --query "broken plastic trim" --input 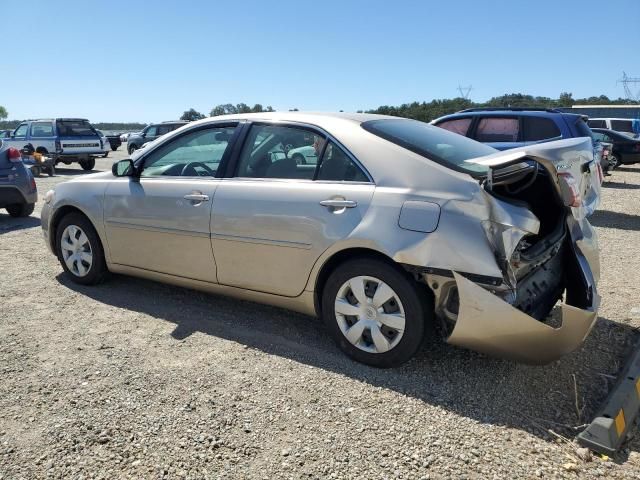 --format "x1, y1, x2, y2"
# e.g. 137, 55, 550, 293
402, 265, 503, 287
